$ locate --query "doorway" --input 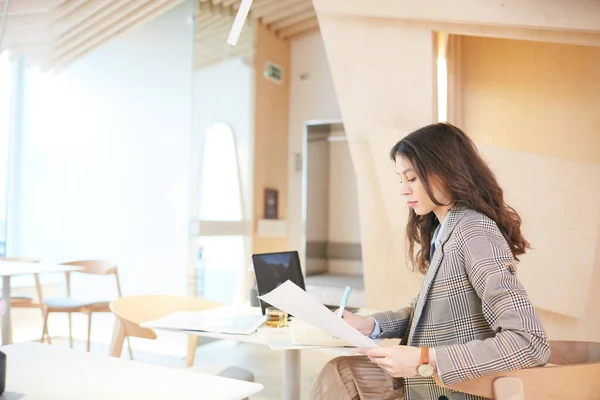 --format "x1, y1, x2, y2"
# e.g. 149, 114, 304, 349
302, 121, 365, 307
